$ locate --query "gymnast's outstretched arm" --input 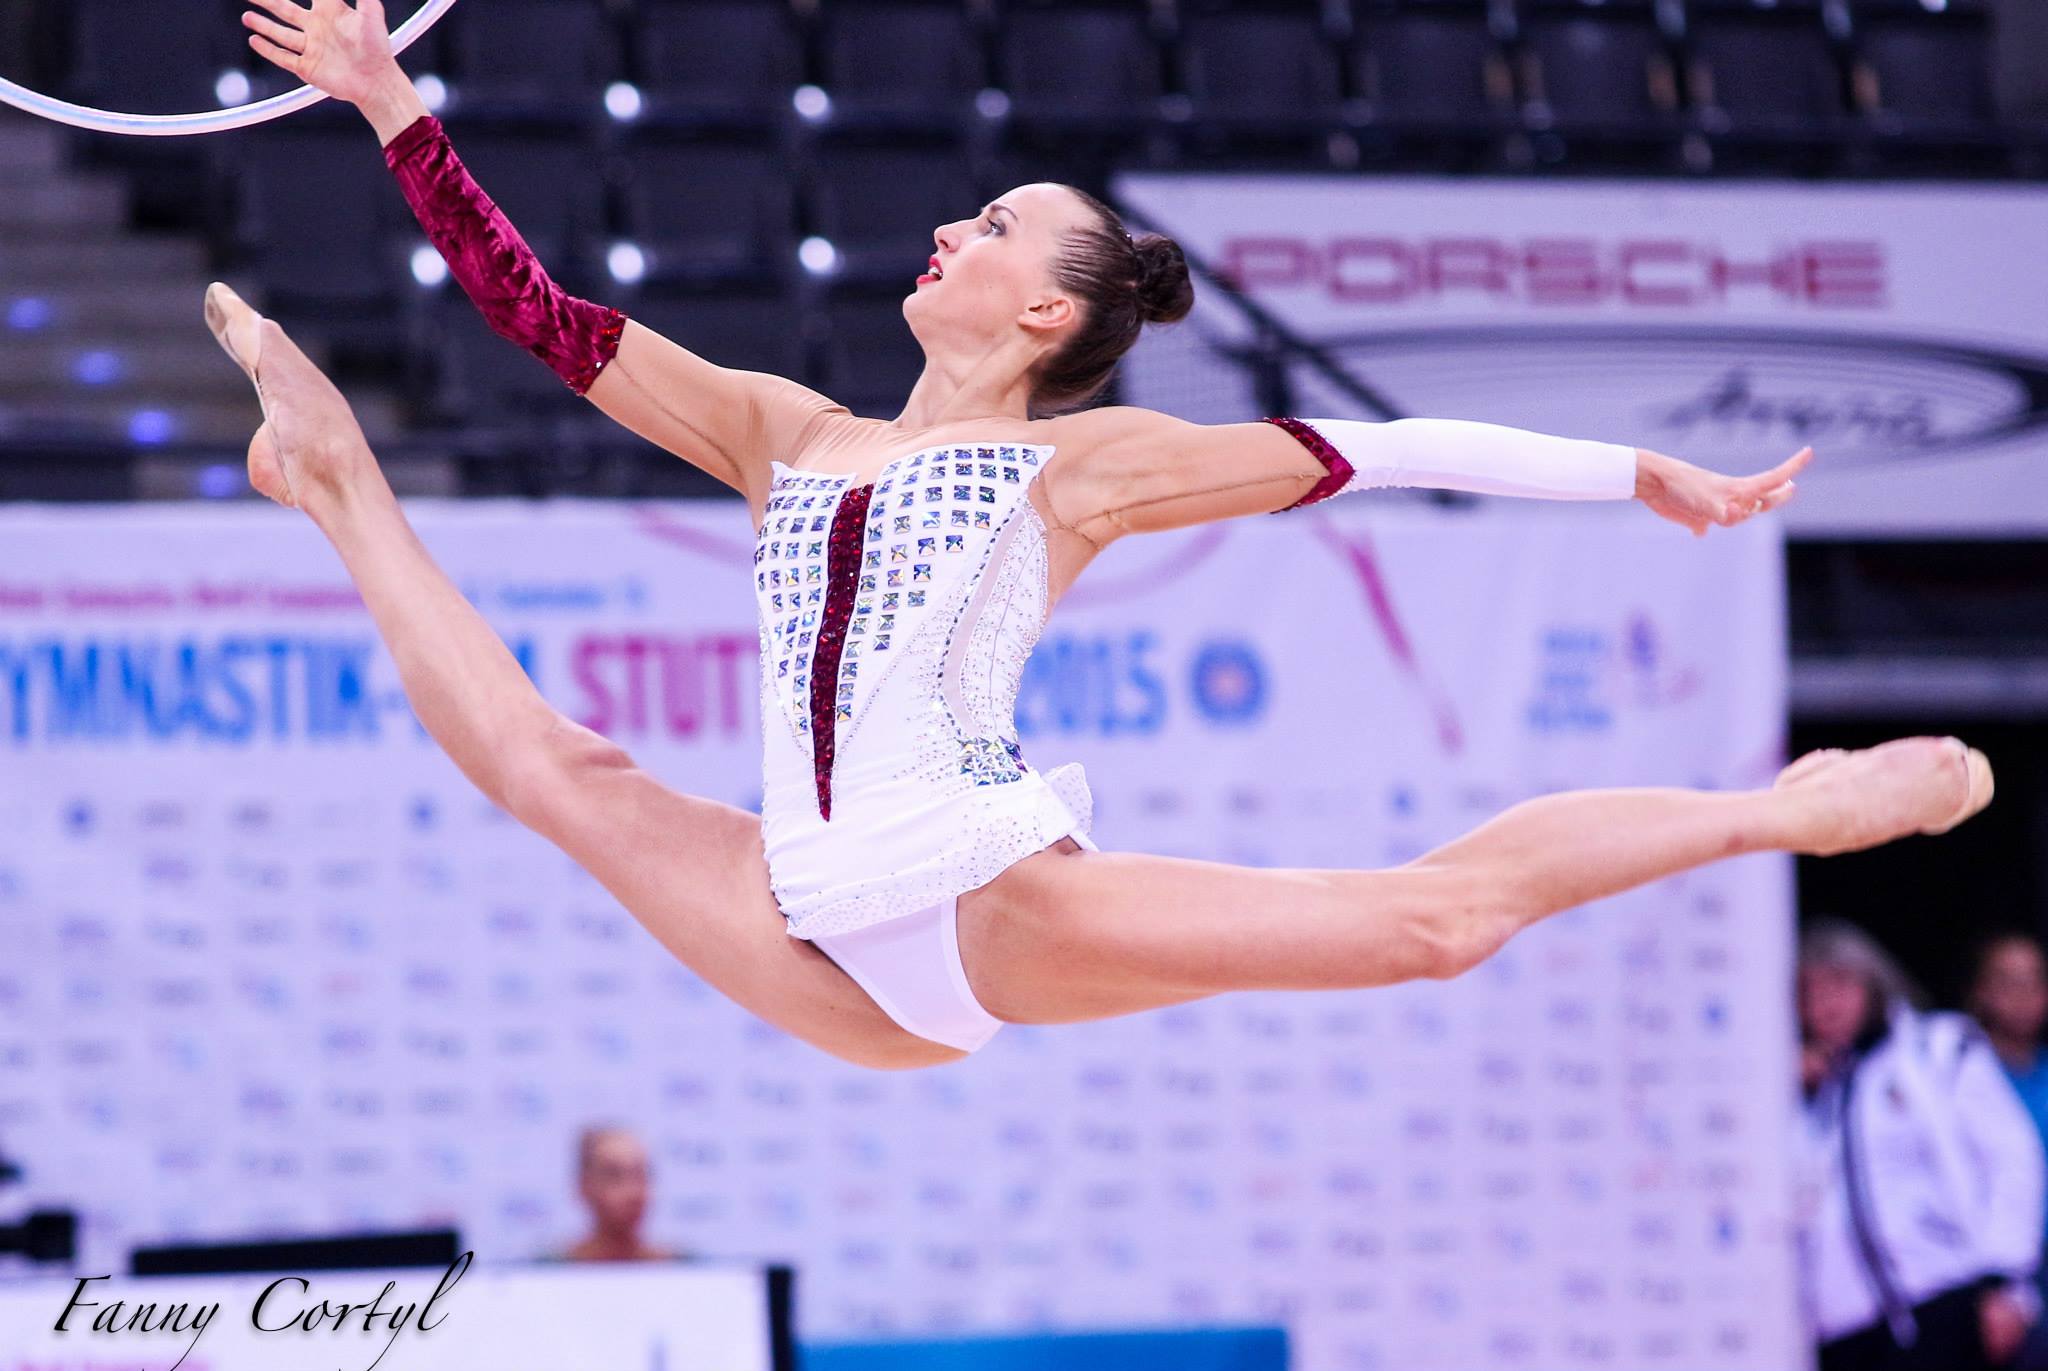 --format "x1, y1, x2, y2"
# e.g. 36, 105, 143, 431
1045, 405, 1811, 544
242, 0, 845, 511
